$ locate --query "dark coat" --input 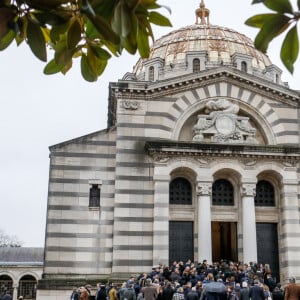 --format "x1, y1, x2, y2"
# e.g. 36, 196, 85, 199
186, 291, 199, 300
239, 287, 250, 300
163, 287, 175, 300
249, 285, 265, 300
124, 288, 137, 300
96, 287, 107, 300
